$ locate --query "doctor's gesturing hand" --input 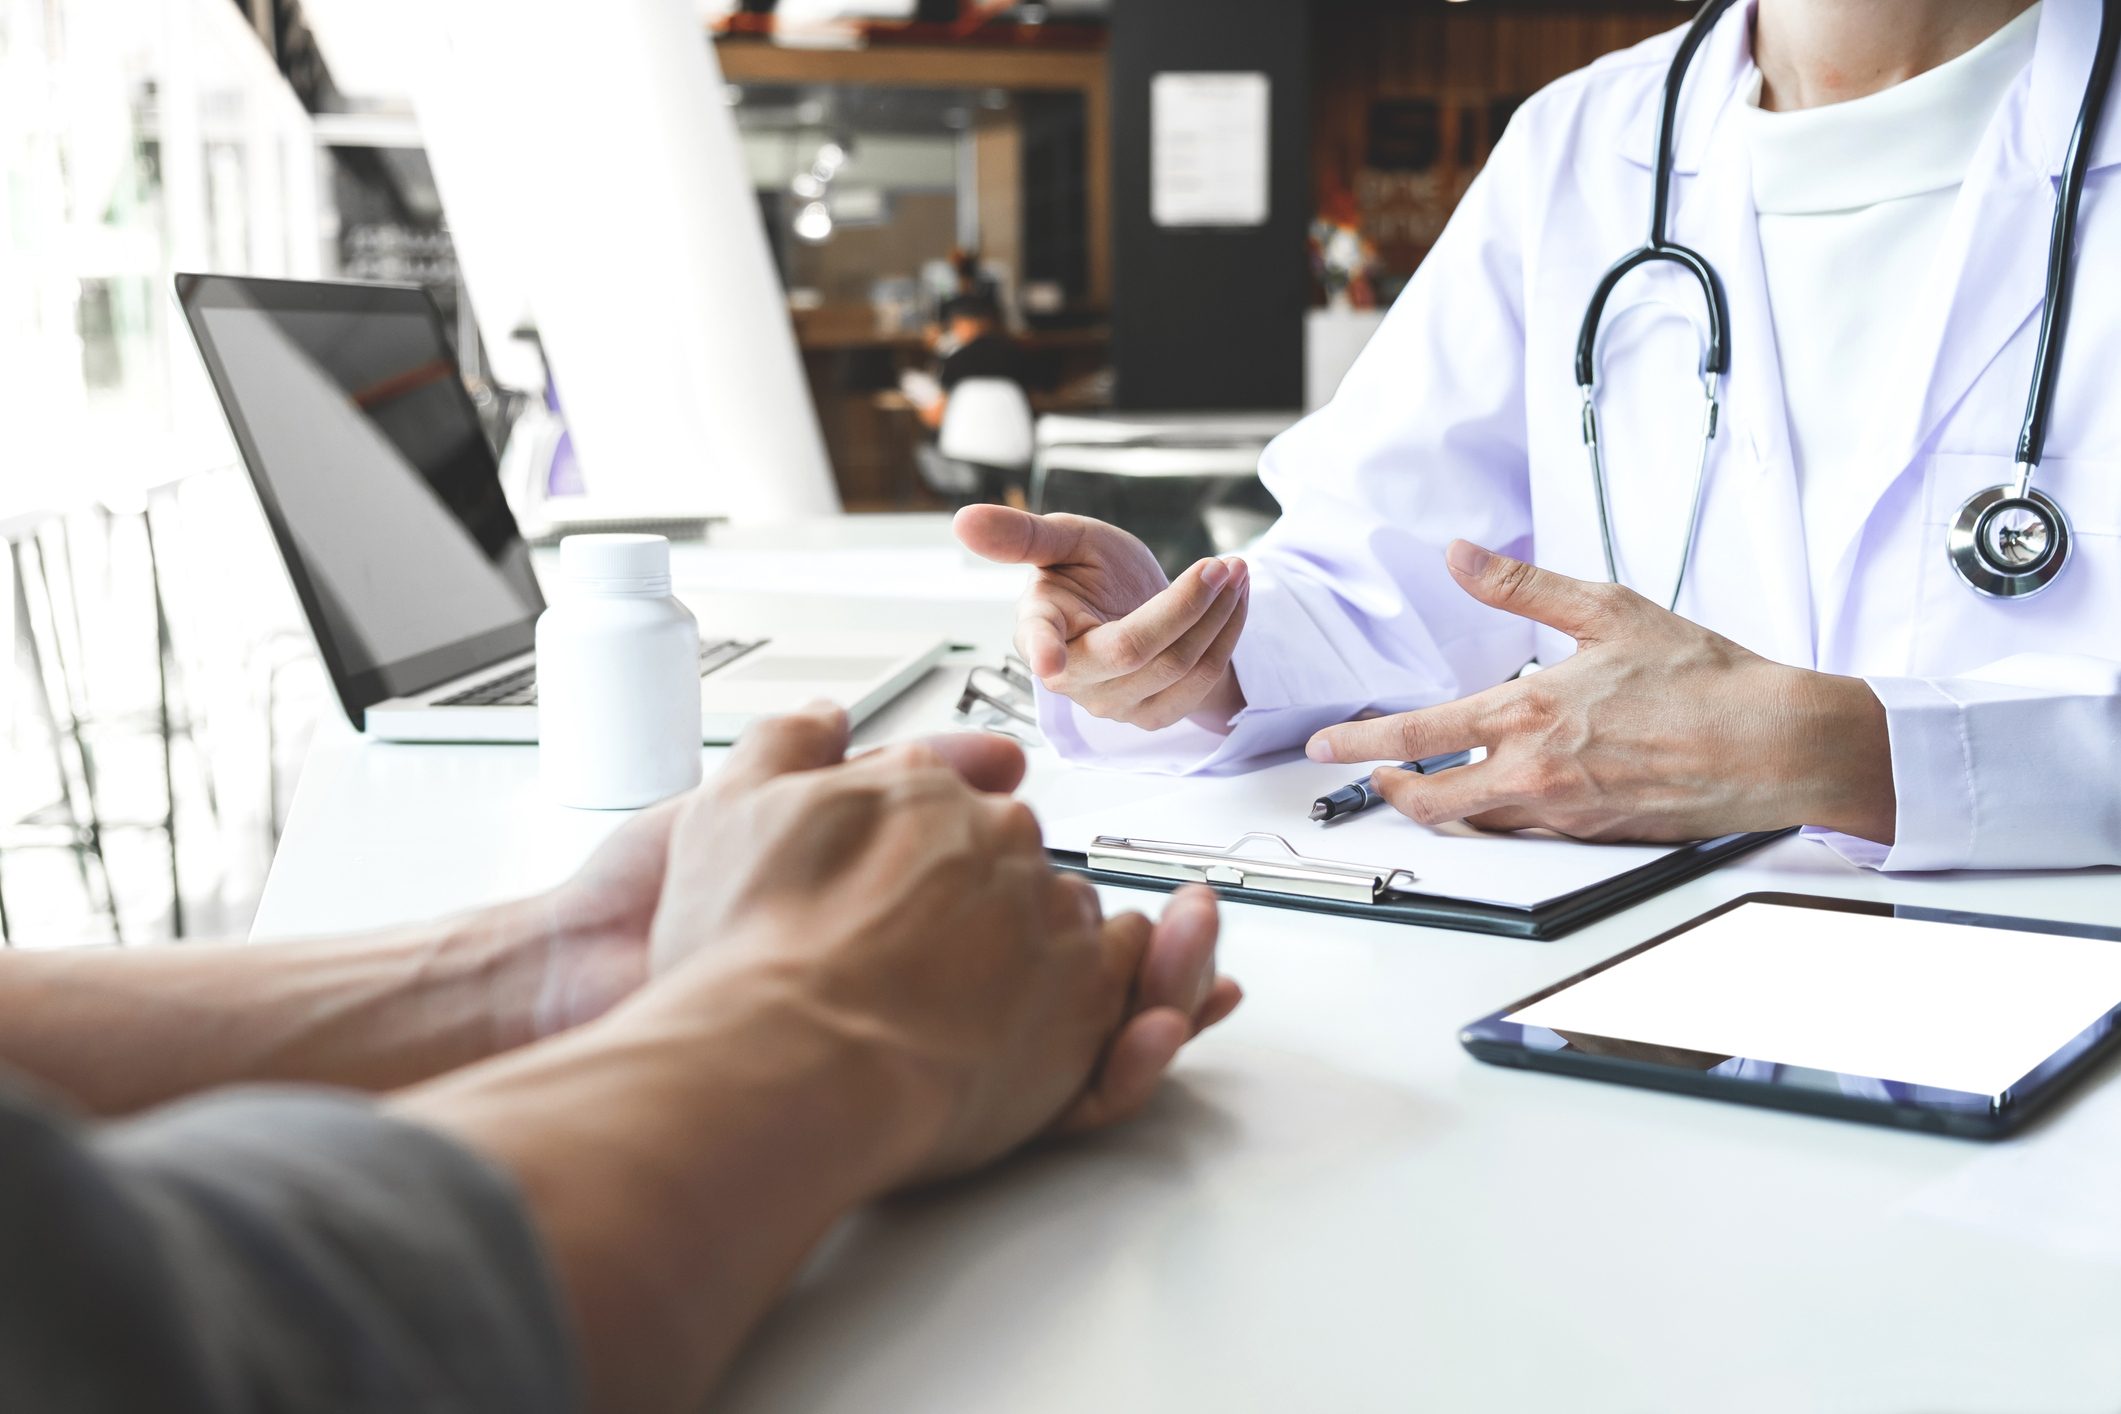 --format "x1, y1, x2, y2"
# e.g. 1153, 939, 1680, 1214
1307, 541, 1901, 845
954, 505, 1251, 730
